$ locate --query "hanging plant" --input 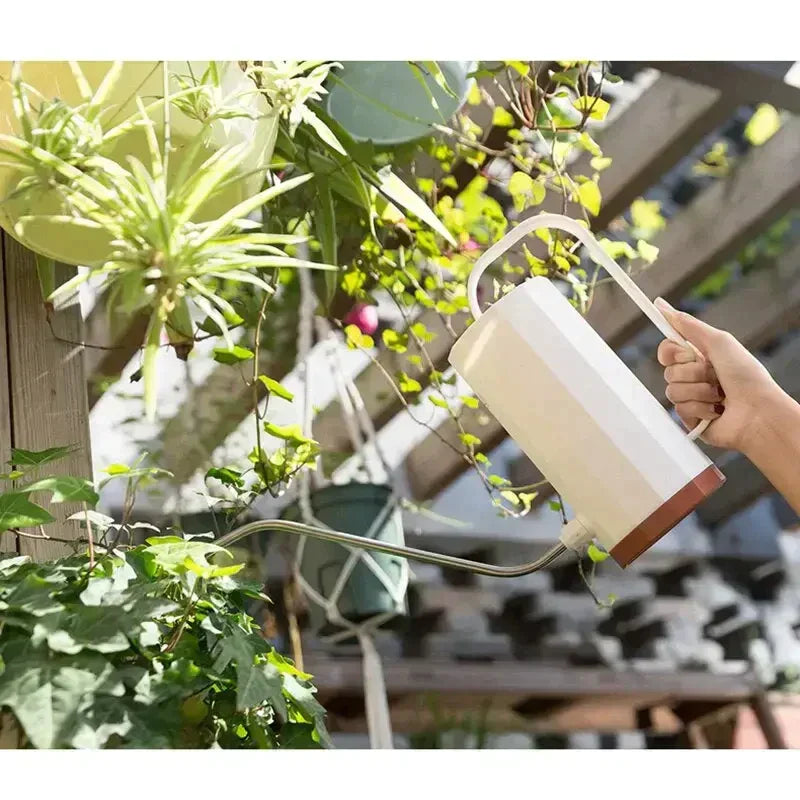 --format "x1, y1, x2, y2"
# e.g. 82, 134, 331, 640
0, 61, 277, 267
